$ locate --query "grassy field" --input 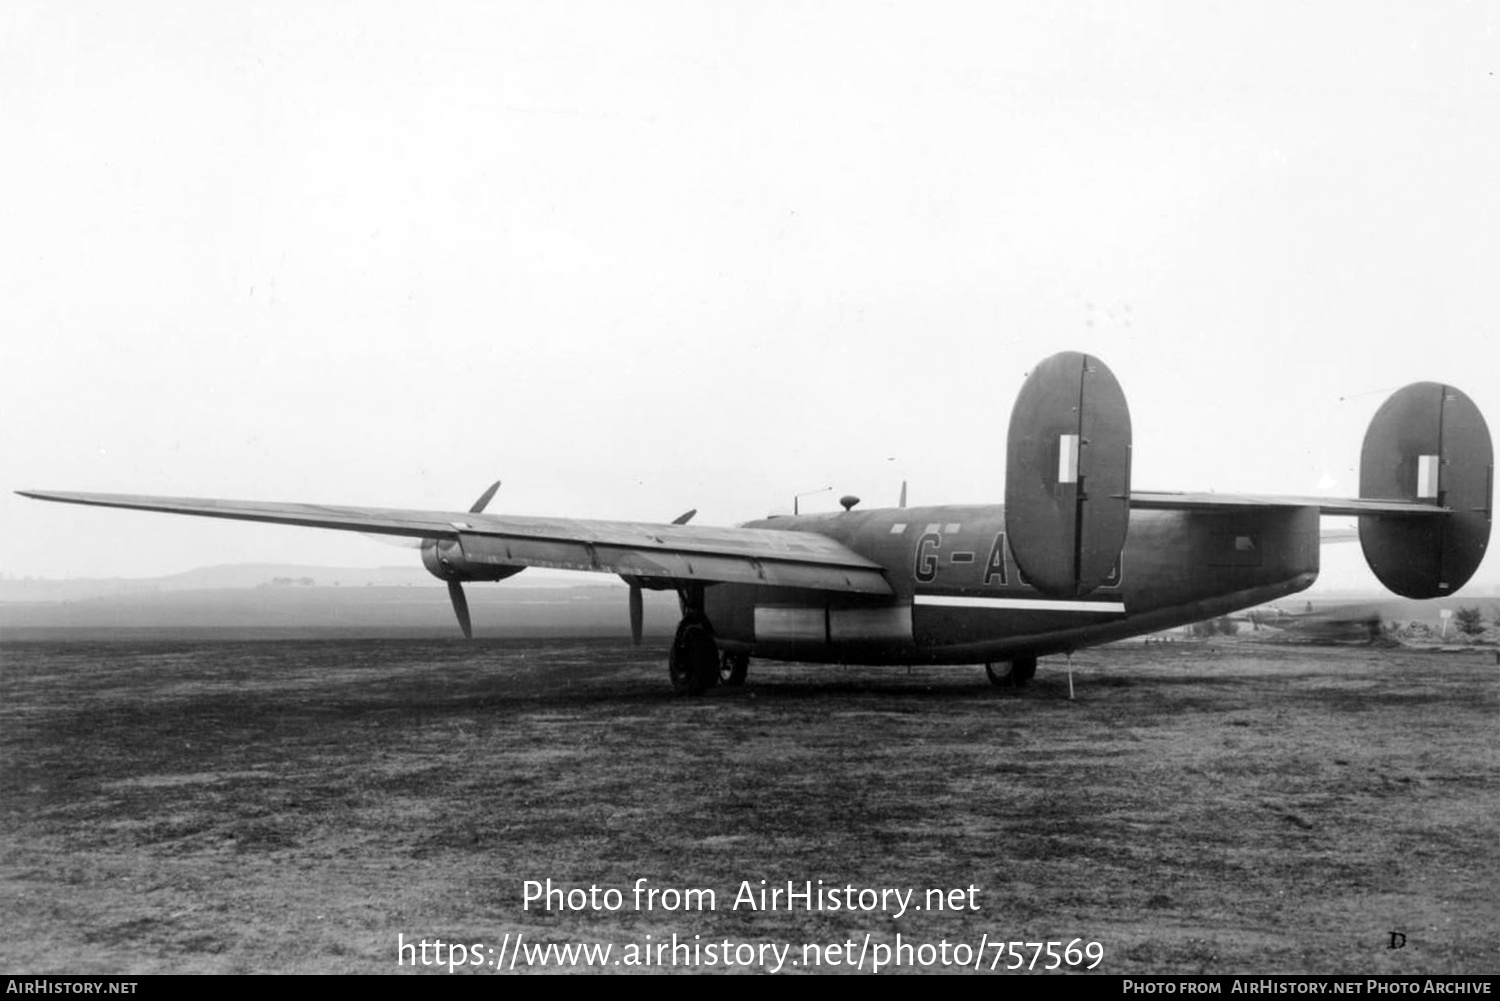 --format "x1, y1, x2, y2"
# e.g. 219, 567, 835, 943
1, 636, 1495, 974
